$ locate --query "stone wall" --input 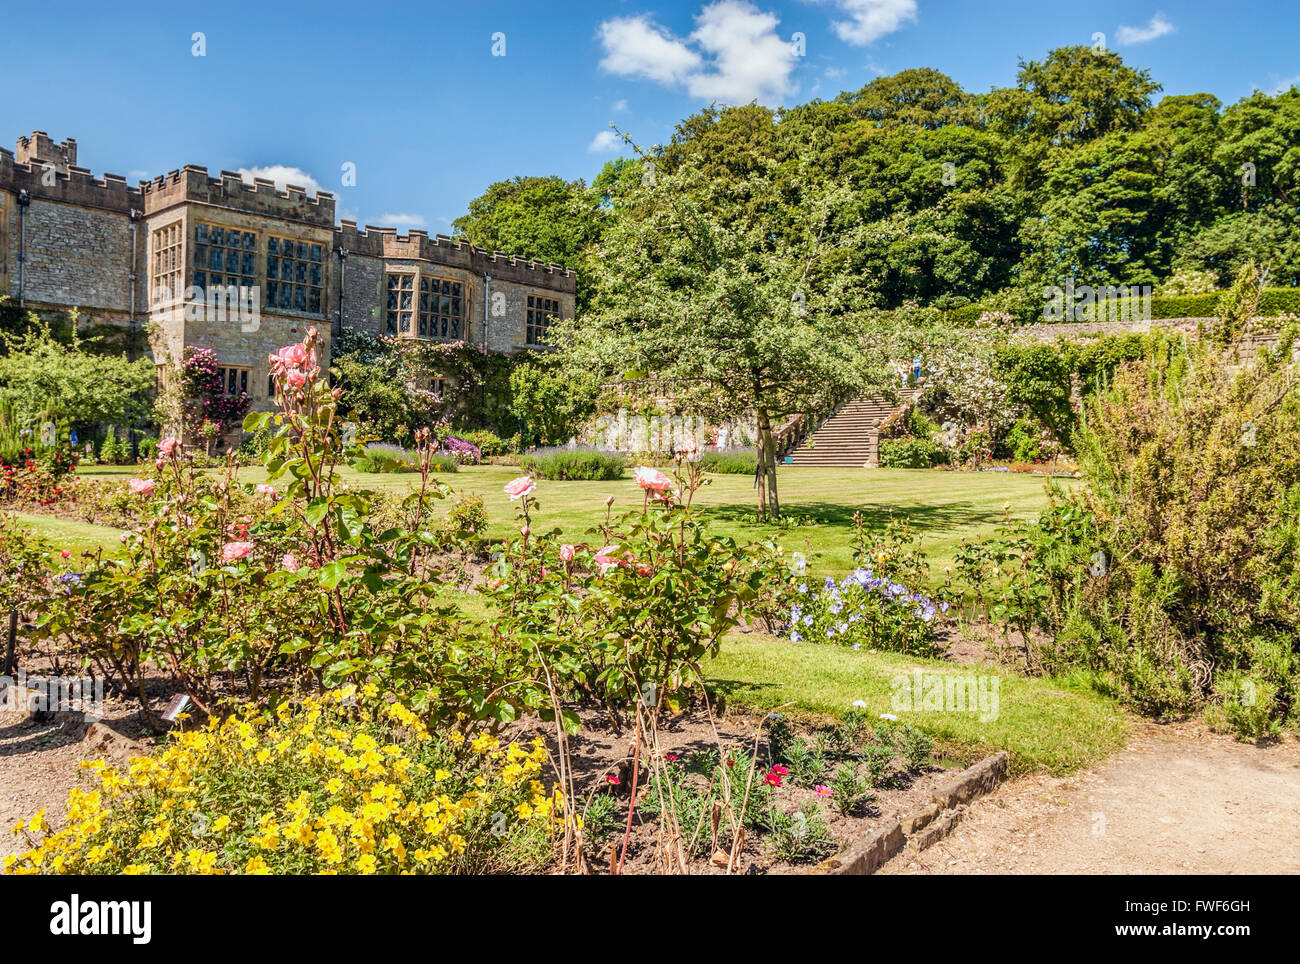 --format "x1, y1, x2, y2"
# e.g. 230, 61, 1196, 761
583, 409, 758, 453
